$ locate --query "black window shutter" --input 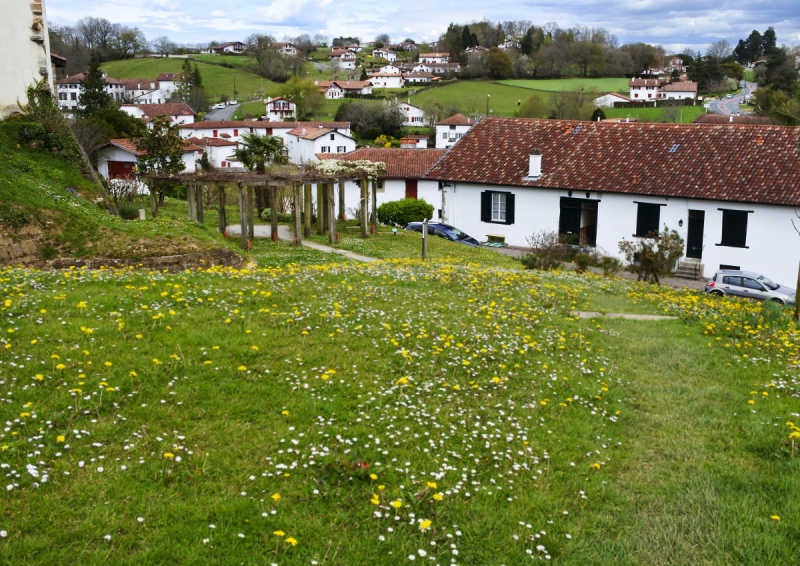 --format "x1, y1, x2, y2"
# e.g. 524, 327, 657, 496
505, 193, 515, 224
480, 191, 491, 222
636, 203, 660, 237
721, 210, 748, 247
